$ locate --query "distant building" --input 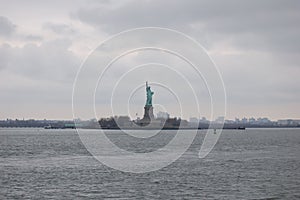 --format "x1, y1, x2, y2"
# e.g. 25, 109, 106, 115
215, 116, 225, 124
257, 117, 271, 124
156, 111, 170, 119
277, 119, 300, 126
225, 119, 234, 124
241, 117, 248, 124
199, 117, 209, 123
249, 117, 256, 124
115, 116, 131, 126
189, 117, 199, 123
277, 119, 290, 126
